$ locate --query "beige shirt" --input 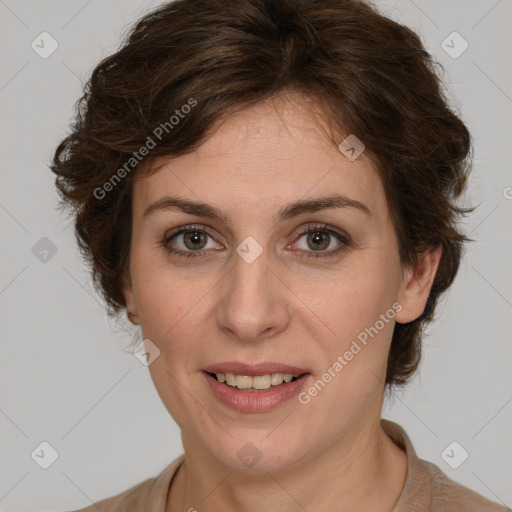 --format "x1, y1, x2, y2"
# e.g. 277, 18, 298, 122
72, 420, 509, 511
